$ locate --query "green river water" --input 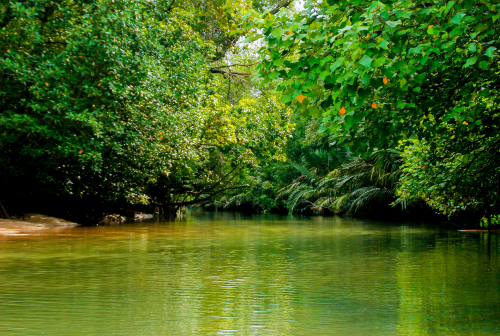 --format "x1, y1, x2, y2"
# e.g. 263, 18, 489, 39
0, 212, 499, 335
